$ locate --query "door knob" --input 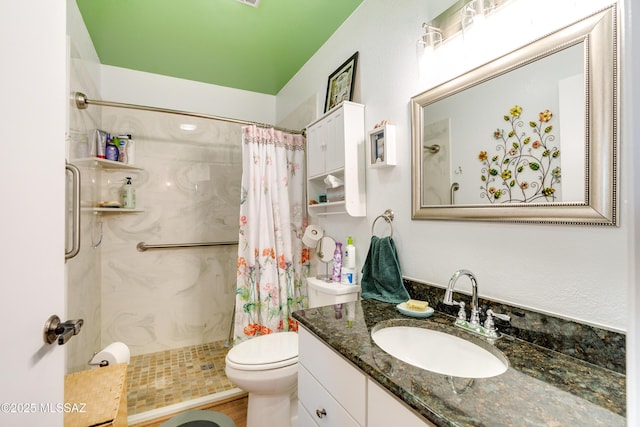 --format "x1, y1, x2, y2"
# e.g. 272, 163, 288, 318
44, 315, 83, 345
